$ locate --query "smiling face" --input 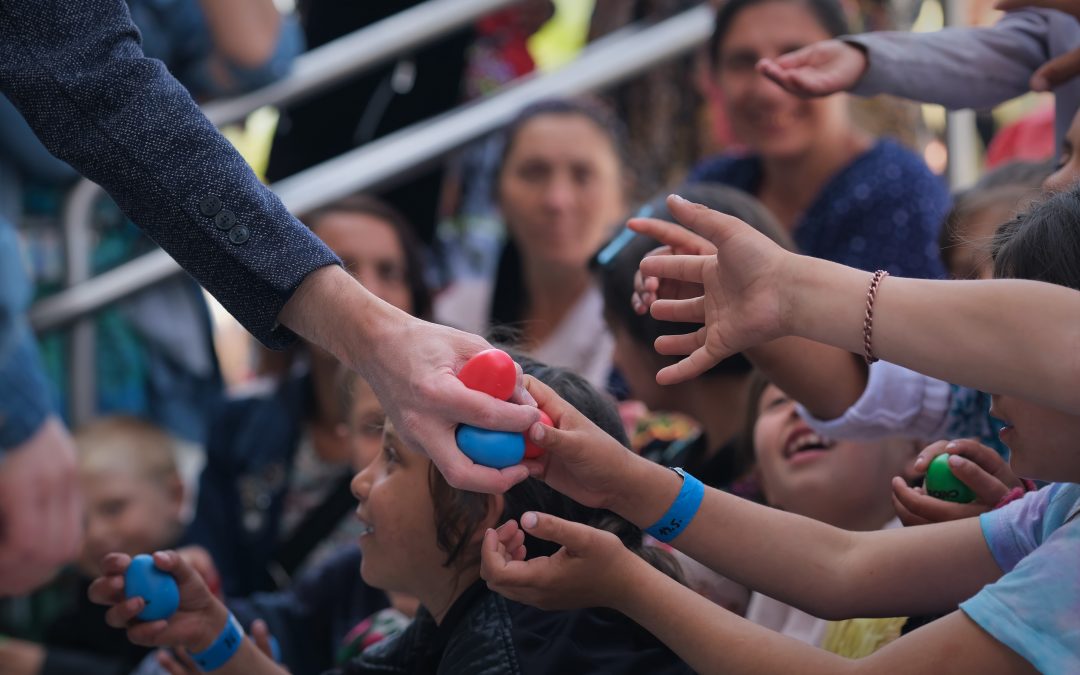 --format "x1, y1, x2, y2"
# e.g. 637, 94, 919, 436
753, 384, 918, 526
498, 112, 627, 271
990, 395, 1080, 482
714, 0, 847, 160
